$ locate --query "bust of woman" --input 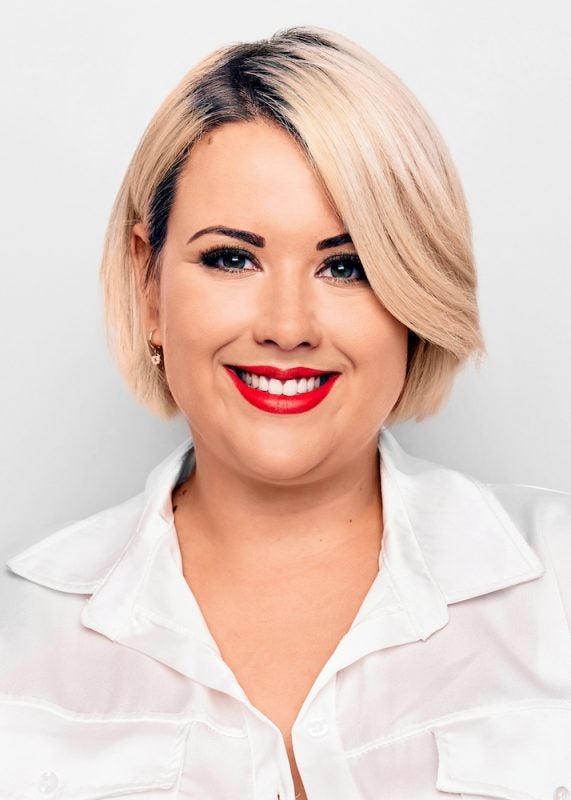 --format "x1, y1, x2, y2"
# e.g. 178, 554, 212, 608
3, 25, 571, 800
